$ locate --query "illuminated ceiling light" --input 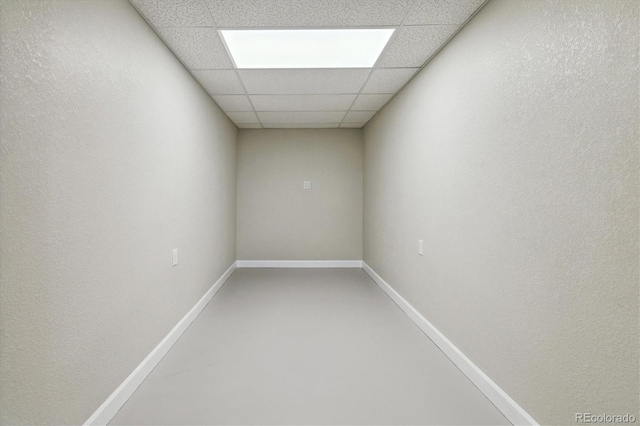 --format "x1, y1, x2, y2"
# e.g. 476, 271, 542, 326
220, 29, 395, 69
